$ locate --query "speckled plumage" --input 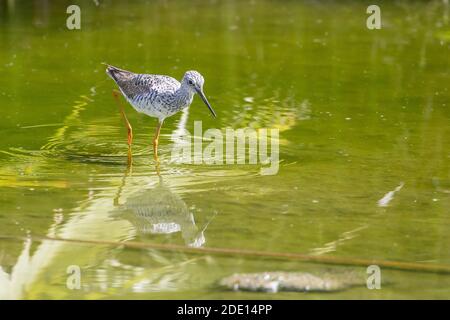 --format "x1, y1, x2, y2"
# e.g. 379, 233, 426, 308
105, 64, 215, 159
106, 65, 211, 122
